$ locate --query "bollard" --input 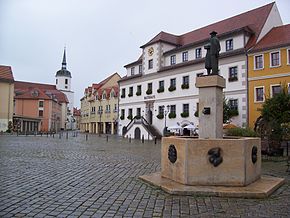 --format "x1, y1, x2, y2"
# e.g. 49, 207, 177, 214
142, 135, 144, 143
53, 133, 54, 138
129, 135, 131, 143
154, 136, 157, 144
106, 135, 108, 142
86, 134, 88, 141
47, 132, 48, 137
66, 132, 68, 139
59, 133, 61, 139
41, 132, 43, 137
